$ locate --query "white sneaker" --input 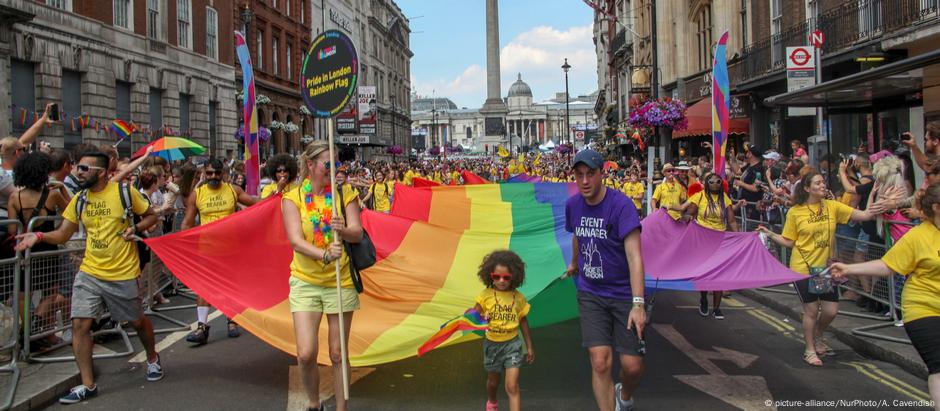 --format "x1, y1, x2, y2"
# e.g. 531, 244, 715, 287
615, 383, 634, 411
